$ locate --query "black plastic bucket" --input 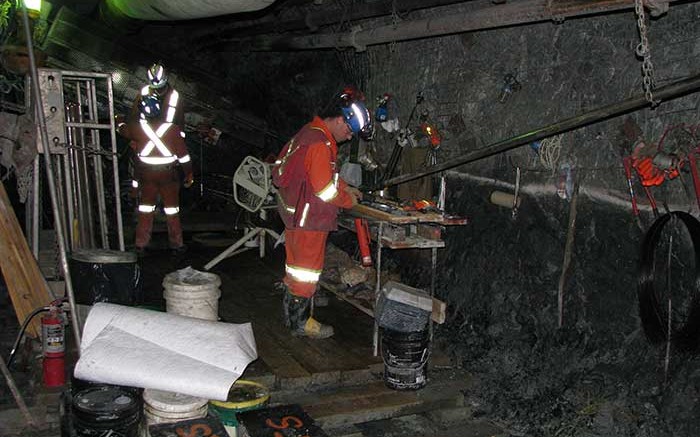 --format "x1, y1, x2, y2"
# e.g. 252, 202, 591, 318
381, 328, 430, 390
69, 249, 142, 306
70, 375, 142, 398
71, 386, 142, 437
